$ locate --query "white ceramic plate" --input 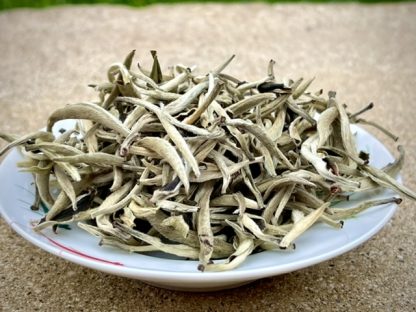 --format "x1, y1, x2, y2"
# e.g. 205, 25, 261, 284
0, 122, 399, 291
